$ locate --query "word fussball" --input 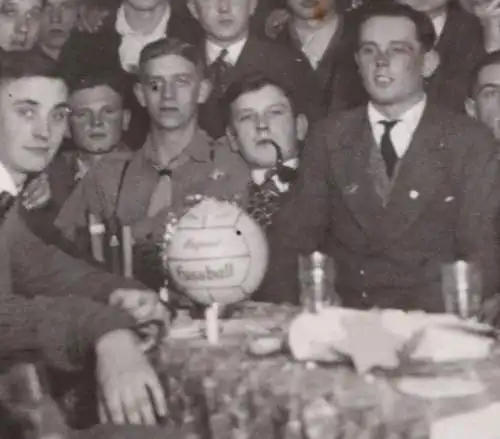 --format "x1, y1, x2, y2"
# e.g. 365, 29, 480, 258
167, 199, 269, 305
